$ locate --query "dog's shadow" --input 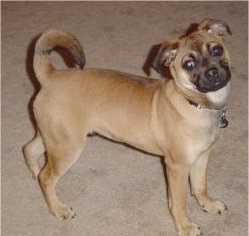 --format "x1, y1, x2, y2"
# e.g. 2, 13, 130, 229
142, 43, 172, 80
25, 34, 40, 131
